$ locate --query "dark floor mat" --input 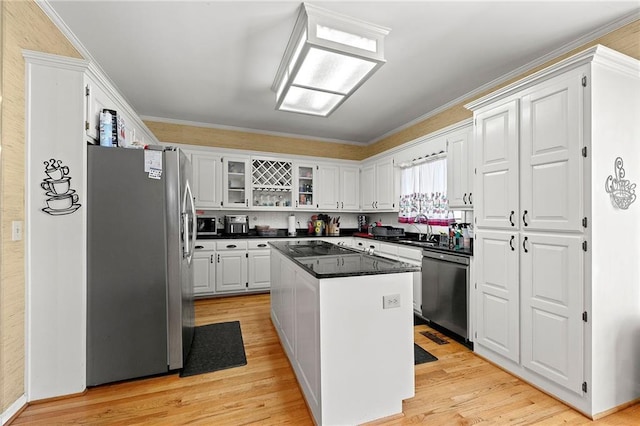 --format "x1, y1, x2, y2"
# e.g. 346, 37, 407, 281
420, 330, 449, 345
414, 343, 438, 365
180, 321, 247, 377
